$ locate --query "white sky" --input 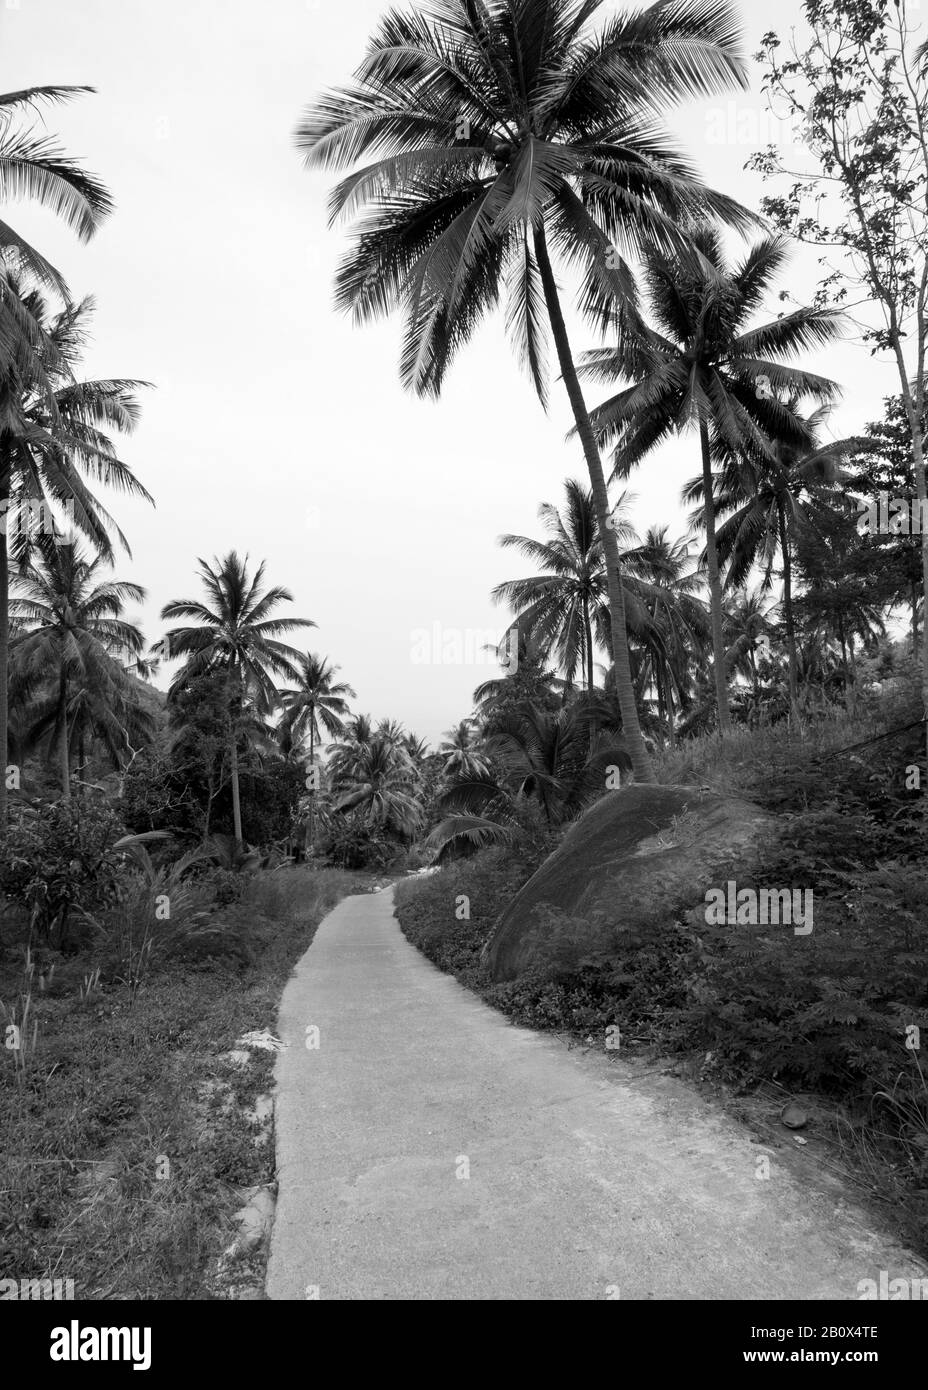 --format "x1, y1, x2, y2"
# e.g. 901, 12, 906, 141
1, 0, 916, 746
